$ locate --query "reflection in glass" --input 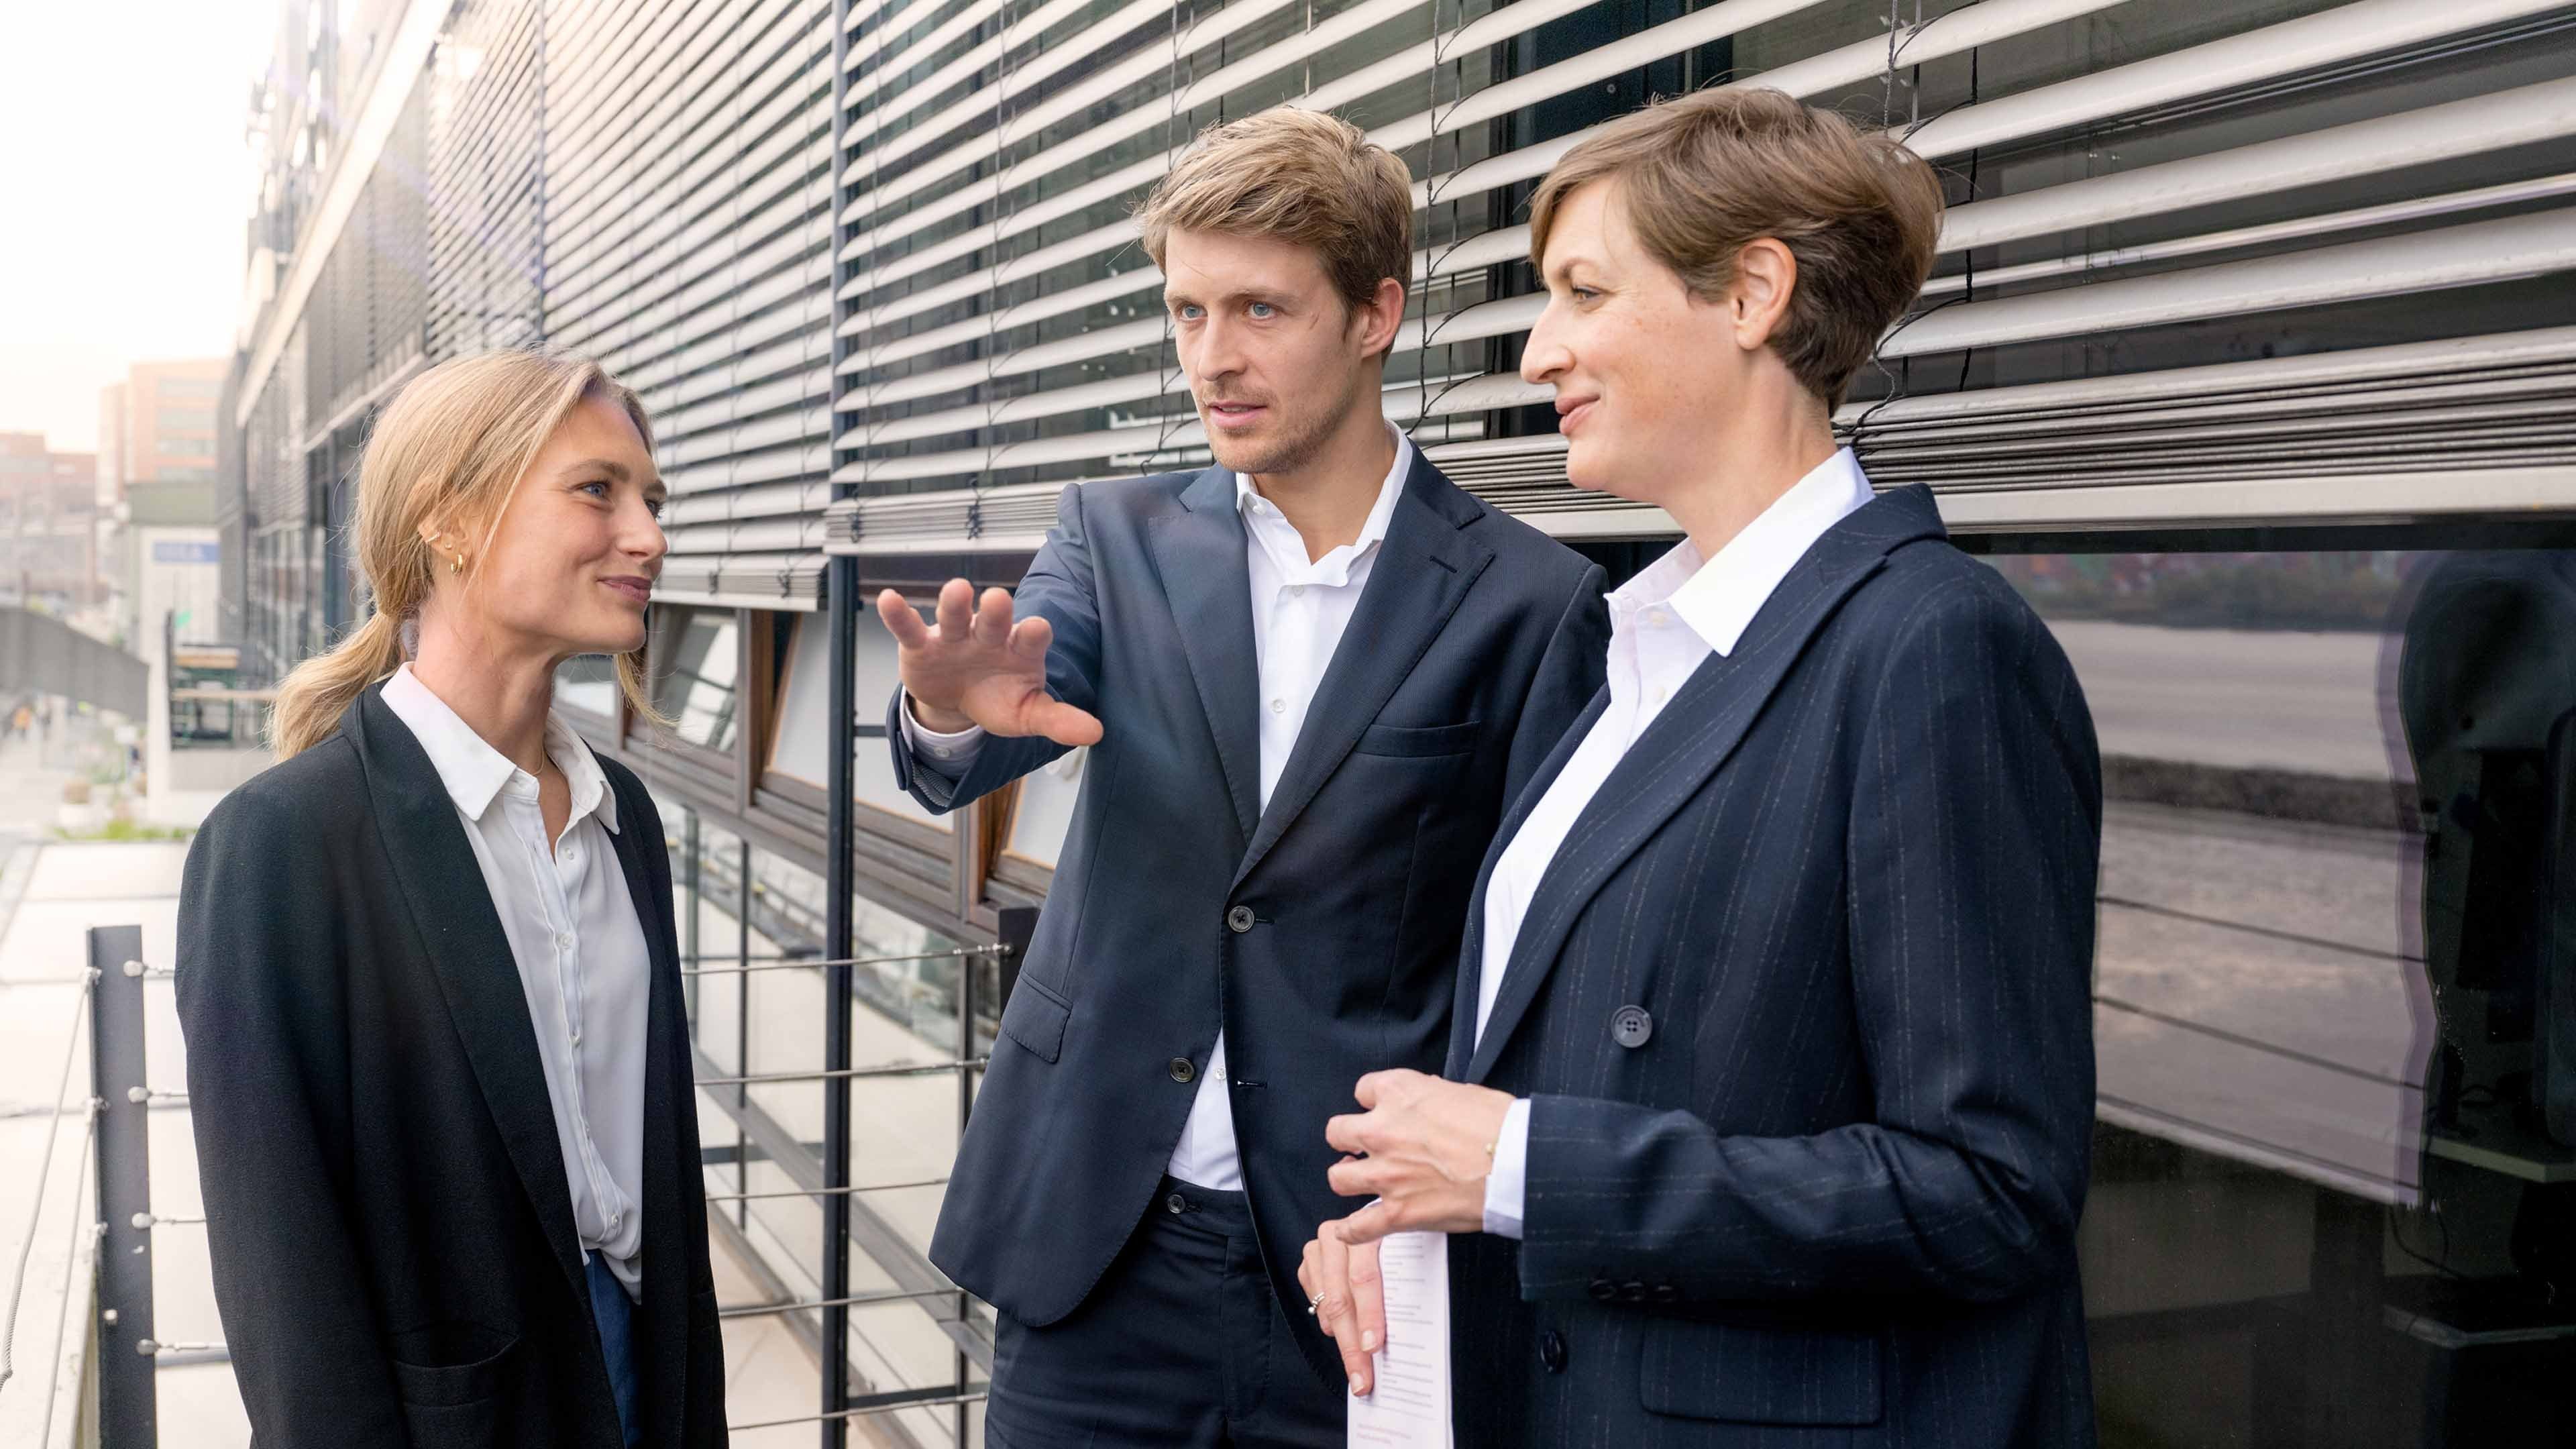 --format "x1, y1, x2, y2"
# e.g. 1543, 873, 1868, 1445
650, 607, 741, 751
555, 652, 619, 717
1982, 547, 2576, 1444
